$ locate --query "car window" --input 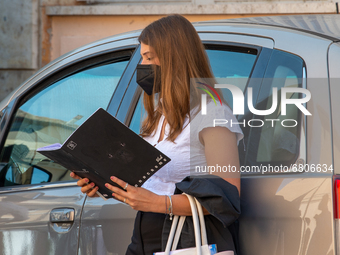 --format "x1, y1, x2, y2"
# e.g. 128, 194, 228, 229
243, 49, 305, 170
206, 46, 258, 110
129, 45, 258, 134
0, 56, 130, 187
206, 47, 257, 84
